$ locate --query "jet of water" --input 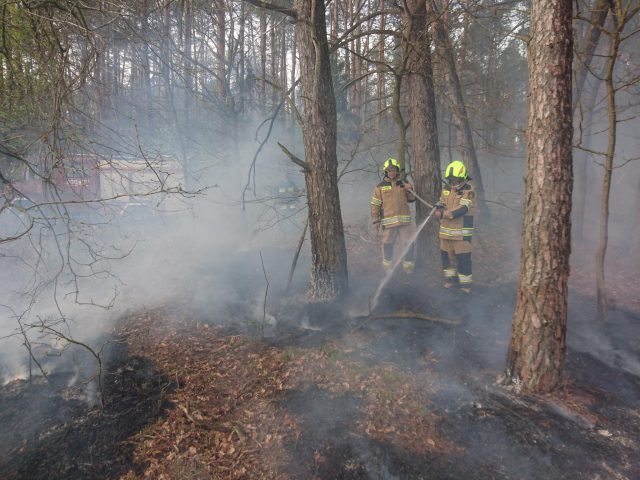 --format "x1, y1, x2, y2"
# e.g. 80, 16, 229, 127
369, 206, 438, 312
